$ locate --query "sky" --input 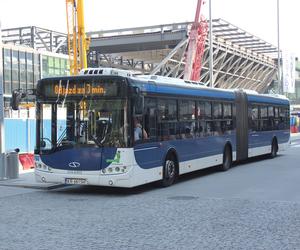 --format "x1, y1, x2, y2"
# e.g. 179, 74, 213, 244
0, 0, 299, 57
